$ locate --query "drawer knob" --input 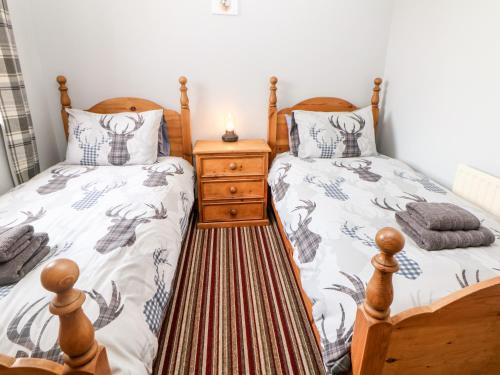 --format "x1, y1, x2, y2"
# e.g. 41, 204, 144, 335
229, 208, 238, 216
229, 186, 237, 194
228, 162, 237, 170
